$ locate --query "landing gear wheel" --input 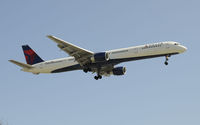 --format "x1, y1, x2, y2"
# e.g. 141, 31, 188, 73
94, 66, 102, 80
94, 76, 98, 80
83, 68, 91, 73
94, 75, 102, 80
99, 75, 102, 79
83, 69, 88, 73
164, 55, 170, 65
